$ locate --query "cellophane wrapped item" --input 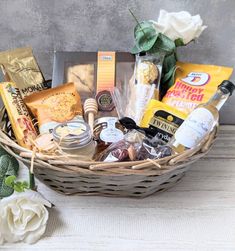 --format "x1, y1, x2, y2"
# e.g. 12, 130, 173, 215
97, 130, 172, 162
112, 53, 164, 125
